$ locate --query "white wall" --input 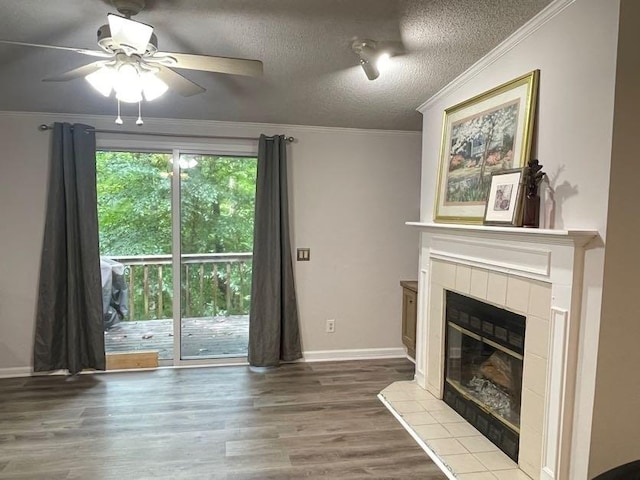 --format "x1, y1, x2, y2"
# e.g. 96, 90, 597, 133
416, 1, 619, 478
0, 111, 422, 372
